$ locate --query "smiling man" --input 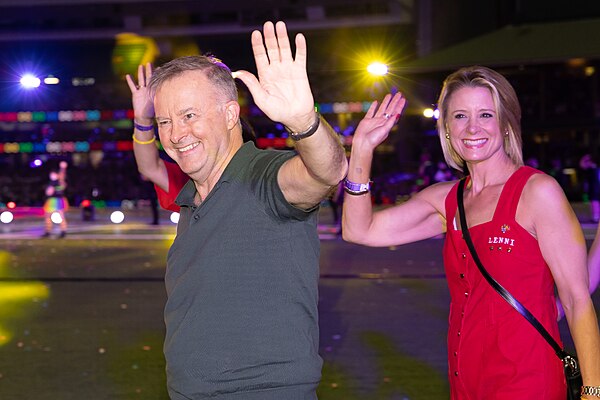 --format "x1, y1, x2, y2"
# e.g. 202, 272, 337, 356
141, 21, 347, 400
